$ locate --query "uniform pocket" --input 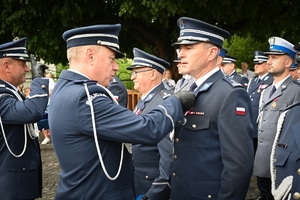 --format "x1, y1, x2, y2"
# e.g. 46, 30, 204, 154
274, 149, 291, 167
190, 181, 220, 199
6, 159, 39, 199
102, 185, 135, 200
184, 116, 210, 131
268, 102, 288, 124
